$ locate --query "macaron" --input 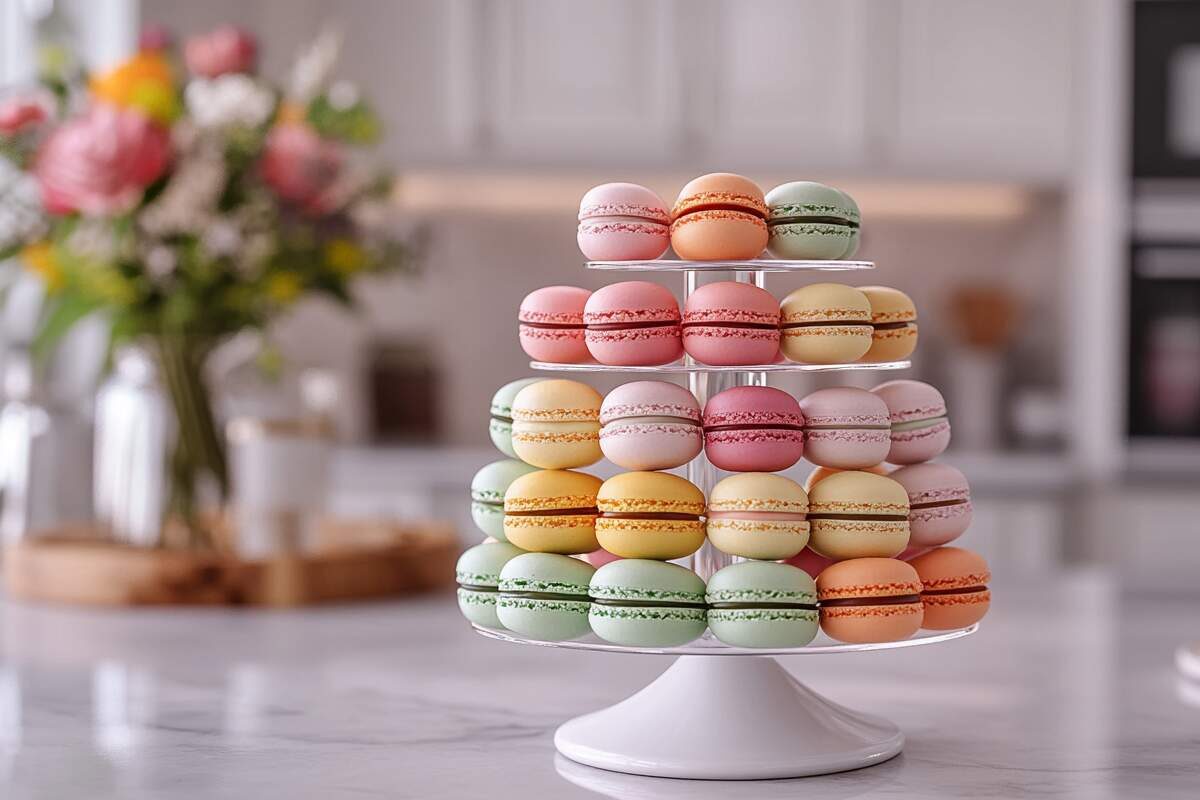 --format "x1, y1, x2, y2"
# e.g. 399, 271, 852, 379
765, 181, 861, 260
595, 471, 706, 560
518, 285, 591, 363
490, 378, 544, 459
681, 280, 780, 365
670, 173, 768, 261
778, 283, 873, 364
706, 561, 819, 648
456, 541, 527, 629
584, 281, 683, 366
496, 553, 595, 641
871, 380, 951, 464
784, 547, 835, 578
806, 471, 910, 560
816, 557, 924, 643
599, 380, 702, 471
470, 459, 539, 540
702, 385, 805, 473
909, 547, 991, 630
798, 387, 892, 469
588, 559, 708, 647
889, 462, 973, 547
859, 286, 918, 362
577, 182, 670, 262
510, 379, 603, 469
803, 463, 890, 492
706, 473, 809, 560
503, 469, 603, 554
